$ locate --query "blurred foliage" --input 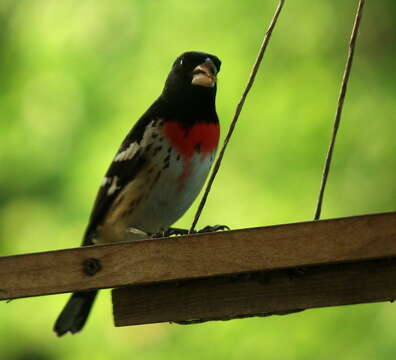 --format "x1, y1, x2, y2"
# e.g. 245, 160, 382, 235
1, 0, 396, 359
